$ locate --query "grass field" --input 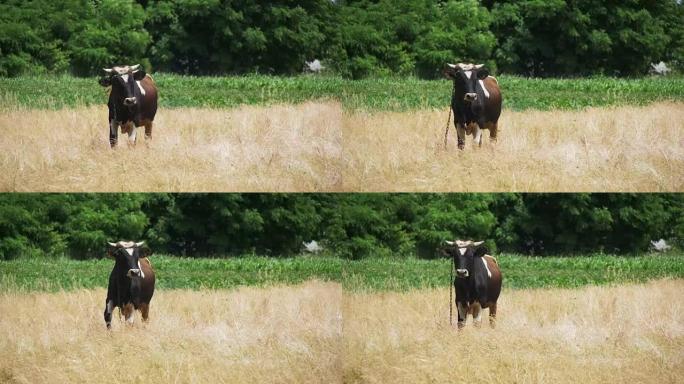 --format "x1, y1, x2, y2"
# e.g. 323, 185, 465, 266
0, 281, 342, 384
1, 101, 682, 192
343, 279, 684, 384
1, 253, 682, 293
2, 74, 684, 111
